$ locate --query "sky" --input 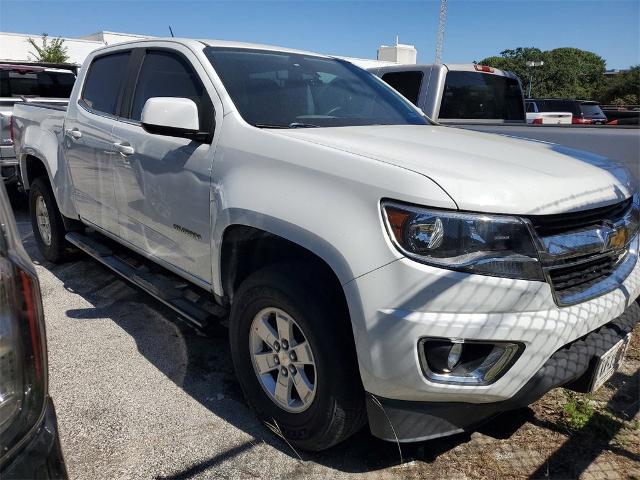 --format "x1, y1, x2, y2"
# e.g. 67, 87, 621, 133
1, 0, 639, 69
